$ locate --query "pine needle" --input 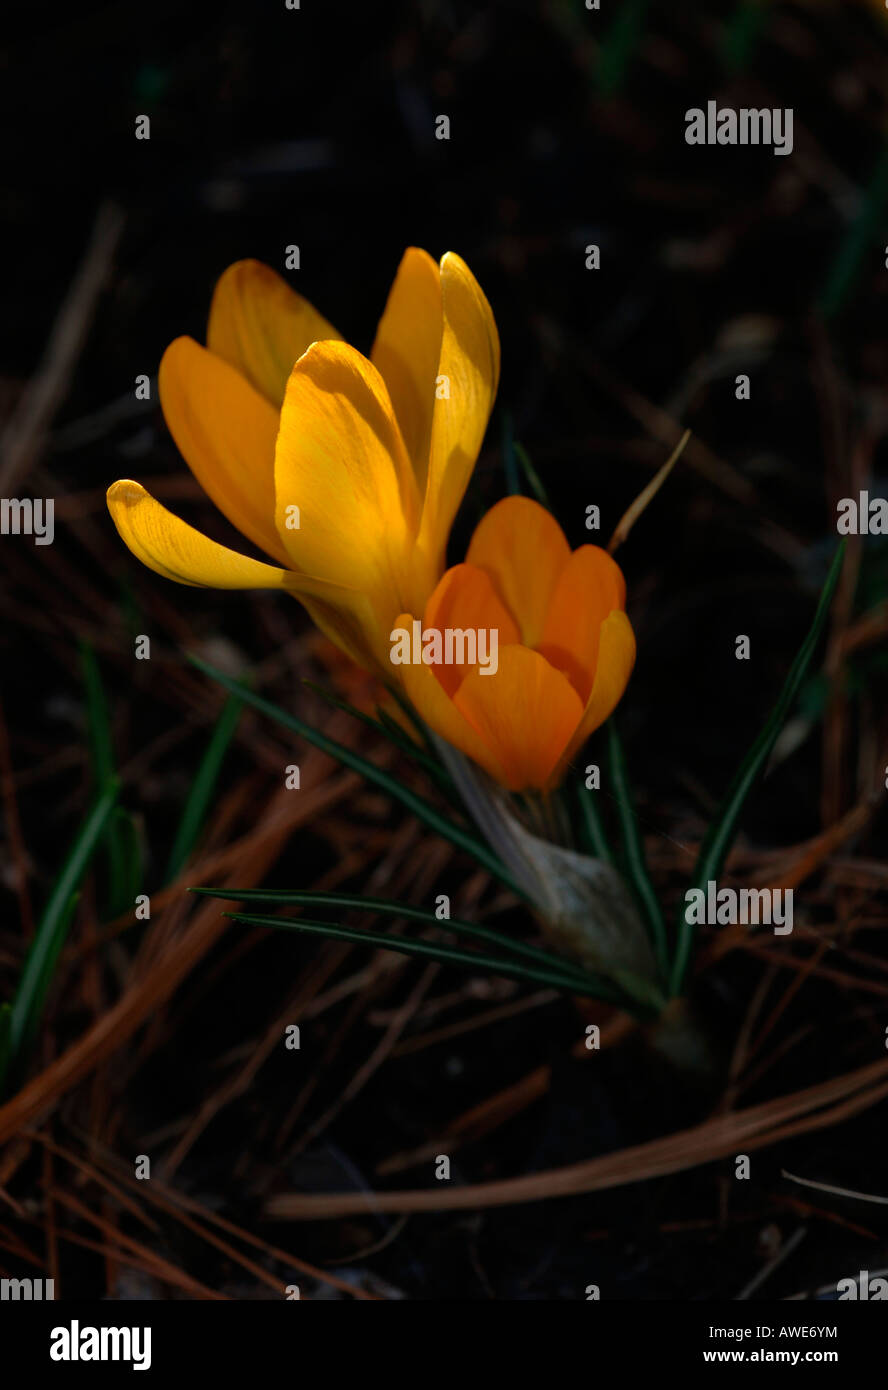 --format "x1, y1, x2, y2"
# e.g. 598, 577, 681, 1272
608, 429, 691, 555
